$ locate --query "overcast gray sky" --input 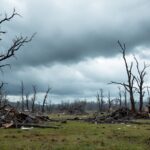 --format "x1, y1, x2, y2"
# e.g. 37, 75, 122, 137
1, 0, 150, 103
